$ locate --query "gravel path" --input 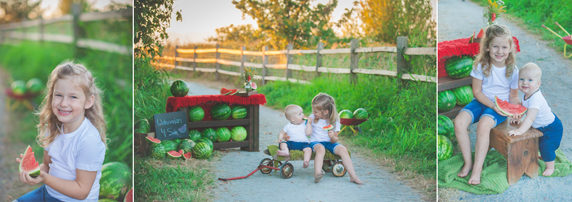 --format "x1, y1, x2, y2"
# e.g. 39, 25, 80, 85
182, 81, 425, 201
0, 69, 8, 198
439, 0, 572, 201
